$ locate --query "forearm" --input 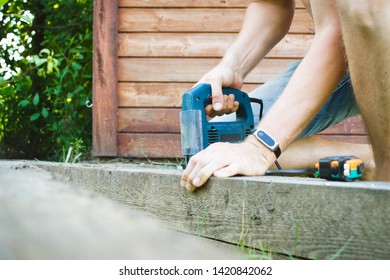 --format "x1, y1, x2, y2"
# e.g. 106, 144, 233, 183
254, 24, 347, 152
221, 0, 295, 81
